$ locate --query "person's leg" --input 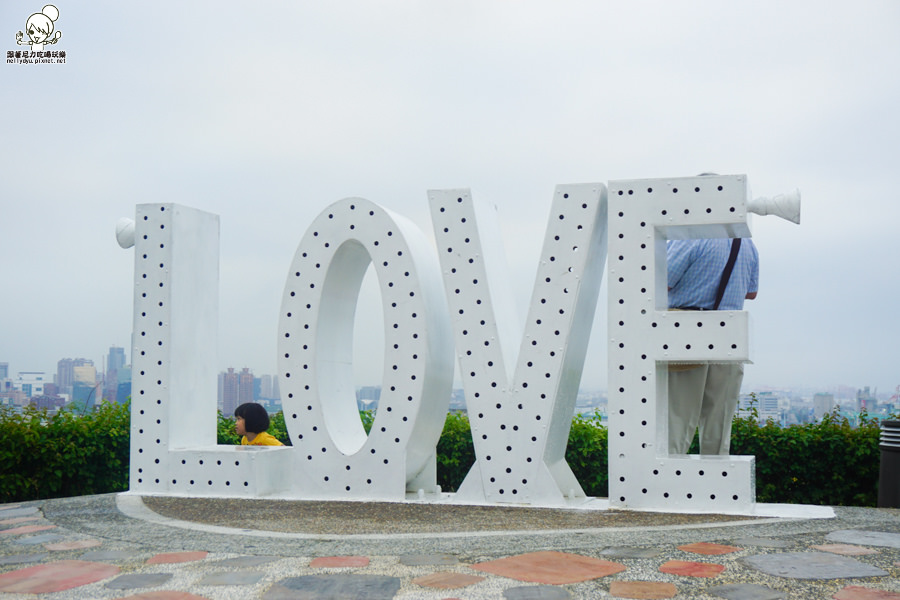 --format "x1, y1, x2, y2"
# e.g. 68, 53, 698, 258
667, 365, 708, 454
698, 362, 744, 455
